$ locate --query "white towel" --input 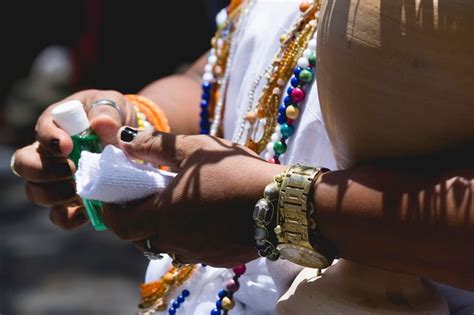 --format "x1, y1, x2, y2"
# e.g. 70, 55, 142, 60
75, 145, 176, 203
